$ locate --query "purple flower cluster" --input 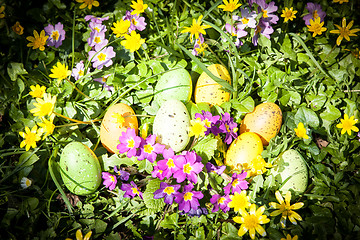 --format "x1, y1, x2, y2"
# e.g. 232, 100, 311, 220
123, 10, 147, 32
44, 22, 66, 48
302, 2, 326, 26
